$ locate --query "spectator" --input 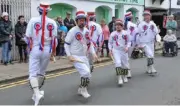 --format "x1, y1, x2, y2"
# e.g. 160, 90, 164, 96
56, 16, 68, 59
0, 12, 13, 66
64, 11, 76, 31
15, 15, 28, 63
108, 16, 116, 33
166, 15, 177, 35
135, 17, 140, 26
56, 16, 63, 56
163, 29, 177, 53
100, 19, 110, 57
0, 43, 2, 63
0, 17, 3, 63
